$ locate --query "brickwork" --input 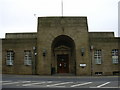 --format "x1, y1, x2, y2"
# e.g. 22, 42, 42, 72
2, 38, 37, 74
90, 38, 120, 76
1, 17, 120, 76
